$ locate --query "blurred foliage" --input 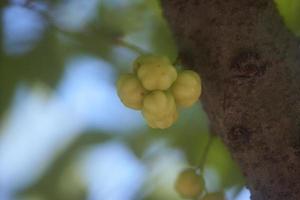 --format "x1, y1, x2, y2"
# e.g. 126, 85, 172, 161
275, 0, 300, 36
0, 30, 64, 115
19, 132, 111, 200
1, 0, 300, 200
